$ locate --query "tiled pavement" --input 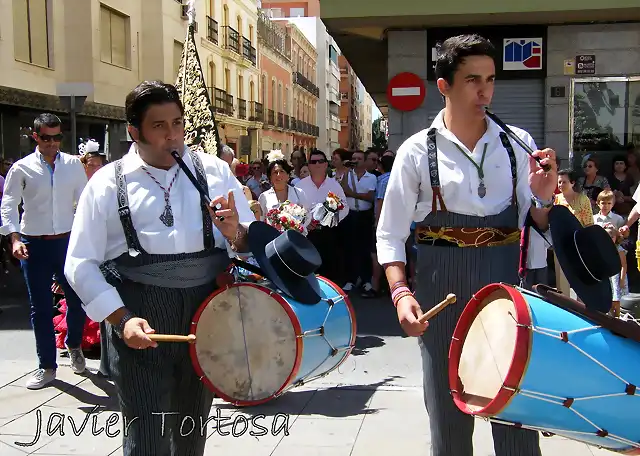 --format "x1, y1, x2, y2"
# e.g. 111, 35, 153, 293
0, 355, 618, 455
